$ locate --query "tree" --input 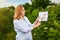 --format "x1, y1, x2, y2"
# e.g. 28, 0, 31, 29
23, 3, 32, 10
31, 0, 52, 9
